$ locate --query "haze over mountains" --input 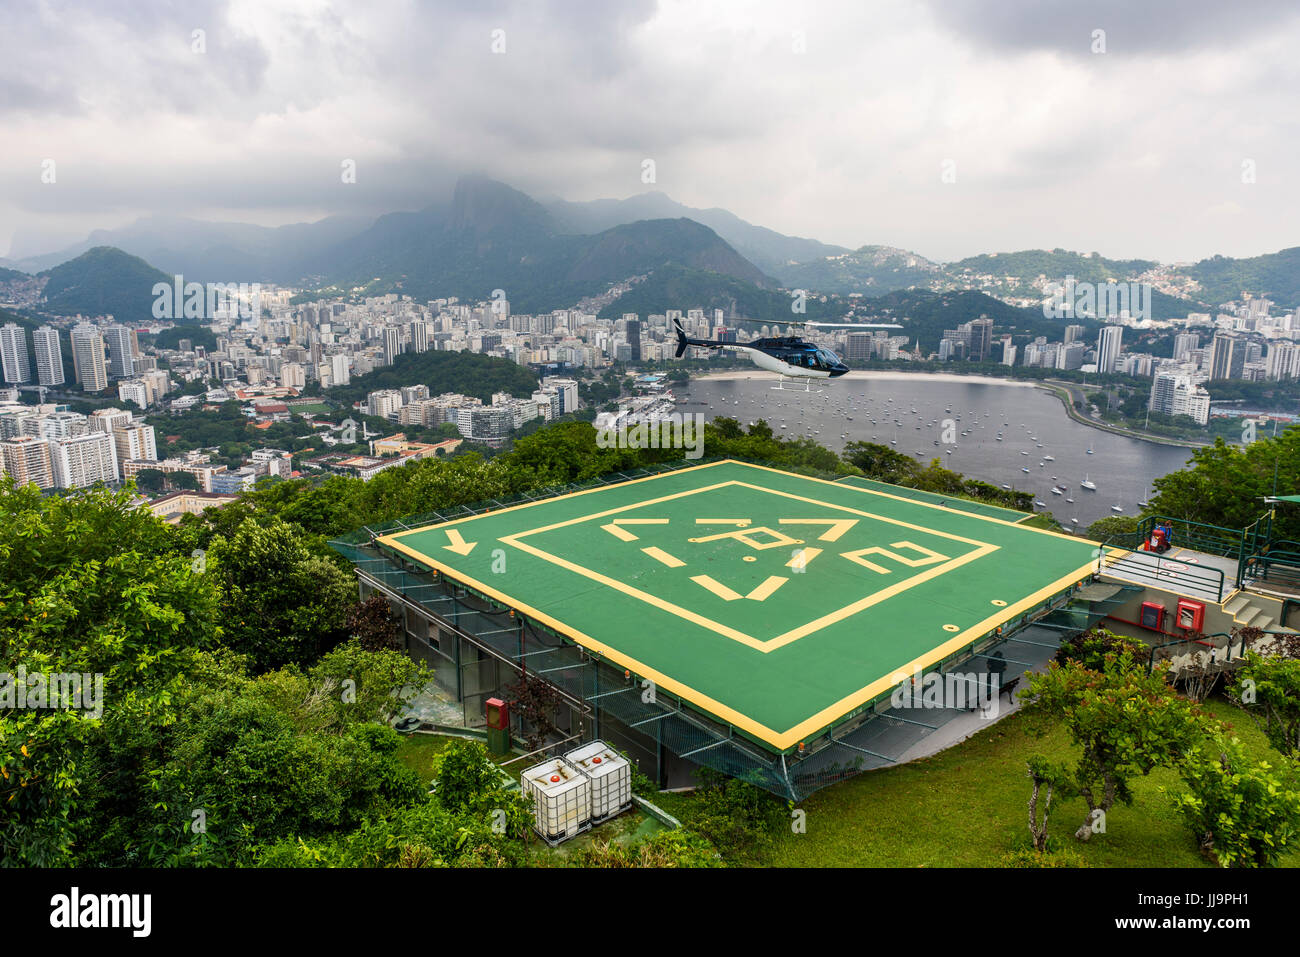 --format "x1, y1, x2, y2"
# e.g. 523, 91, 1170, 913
4, 175, 1300, 316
